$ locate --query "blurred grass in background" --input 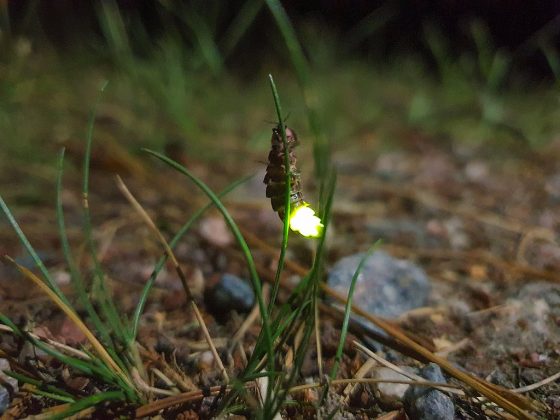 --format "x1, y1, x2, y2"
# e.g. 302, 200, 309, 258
1, 0, 559, 184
